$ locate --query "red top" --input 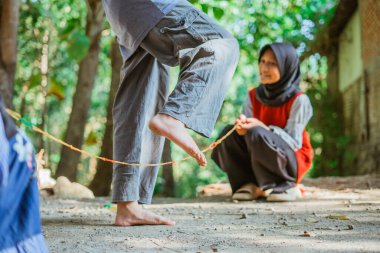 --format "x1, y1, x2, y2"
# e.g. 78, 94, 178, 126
249, 88, 313, 183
